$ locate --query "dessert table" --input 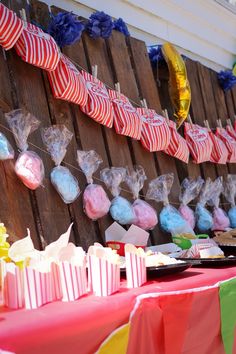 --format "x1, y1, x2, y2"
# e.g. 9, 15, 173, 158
1, 267, 236, 354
